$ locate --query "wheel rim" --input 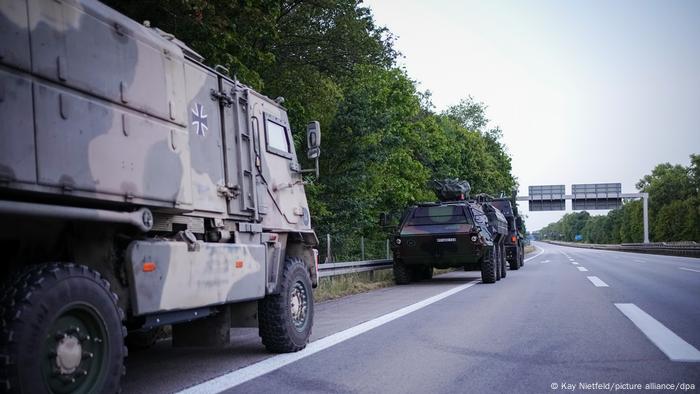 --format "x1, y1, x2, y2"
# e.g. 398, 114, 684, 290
290, 280, 309, 331
42, 302, 108, 394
